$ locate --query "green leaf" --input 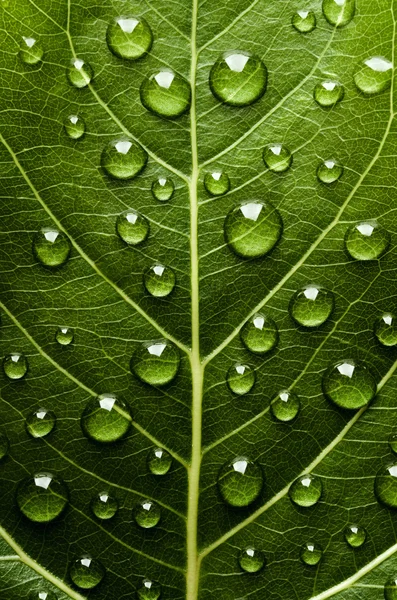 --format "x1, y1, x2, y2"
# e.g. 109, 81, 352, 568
0, 0, 397, 599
